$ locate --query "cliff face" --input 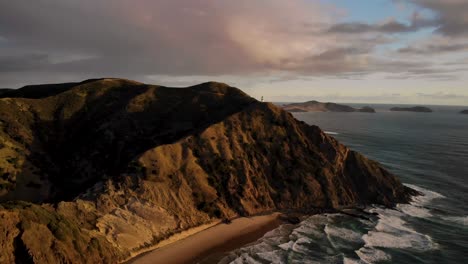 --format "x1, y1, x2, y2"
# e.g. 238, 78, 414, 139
283, 101, 375, 113
0, 79, 414, 263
